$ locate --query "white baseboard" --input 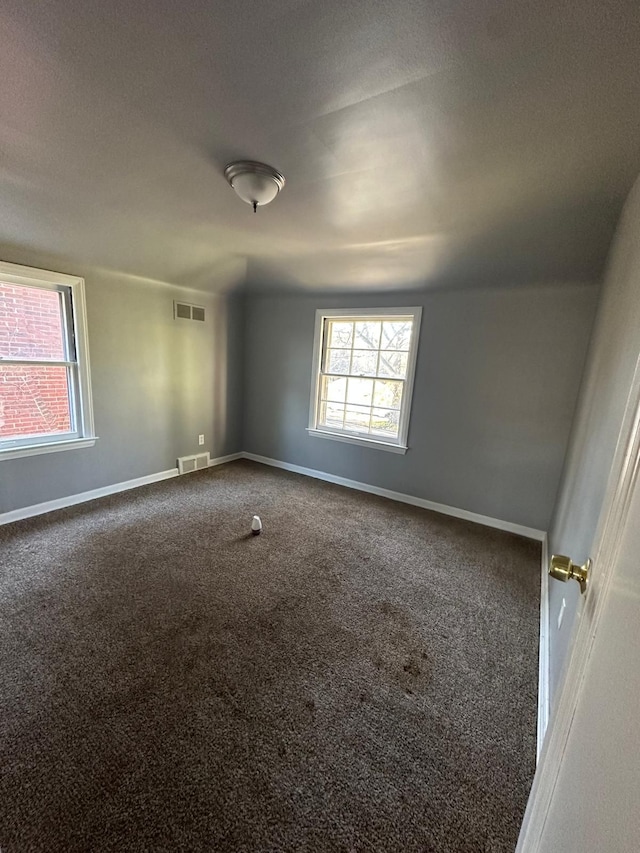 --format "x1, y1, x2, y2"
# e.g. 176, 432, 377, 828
209, 452, 243, 467
2, 446, 547, 539
1, 452, 244, 525
537, 533, 550, 761
242, 452, 546, 541
0, 468, 179, 525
